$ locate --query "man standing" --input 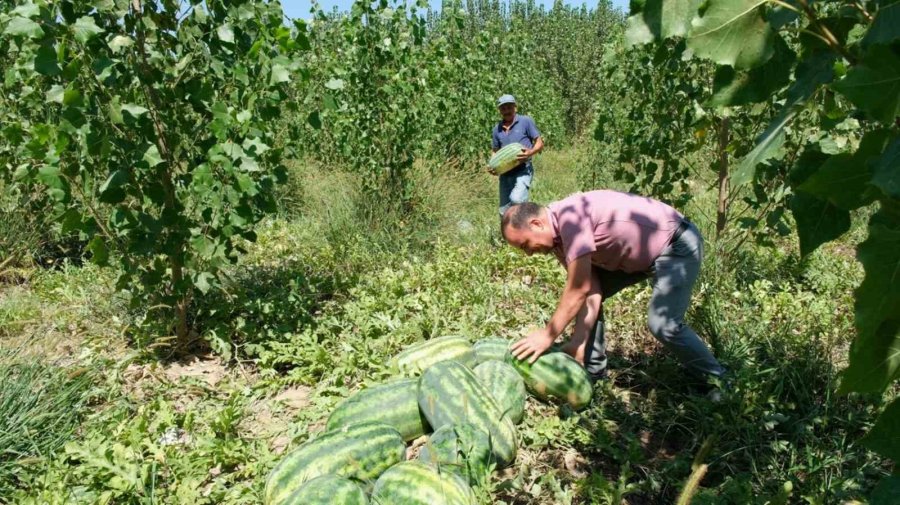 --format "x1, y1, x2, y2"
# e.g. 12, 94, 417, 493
491, 94, 544, 216
501, 191, 726, 386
